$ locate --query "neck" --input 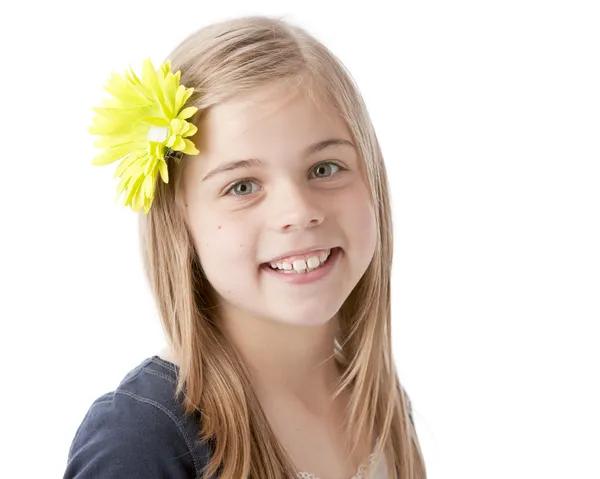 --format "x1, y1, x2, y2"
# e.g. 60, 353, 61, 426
219, 308, 344, 405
